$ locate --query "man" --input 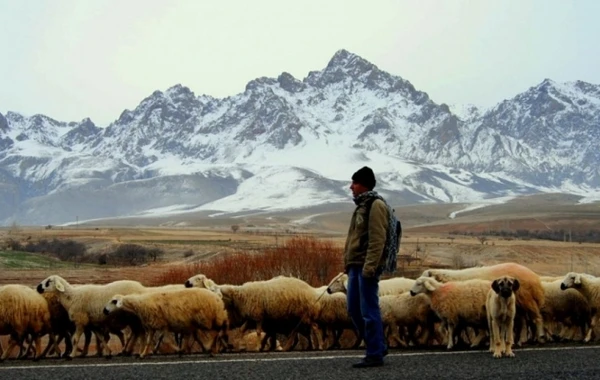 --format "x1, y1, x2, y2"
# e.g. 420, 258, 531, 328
344, 166, 389, 368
